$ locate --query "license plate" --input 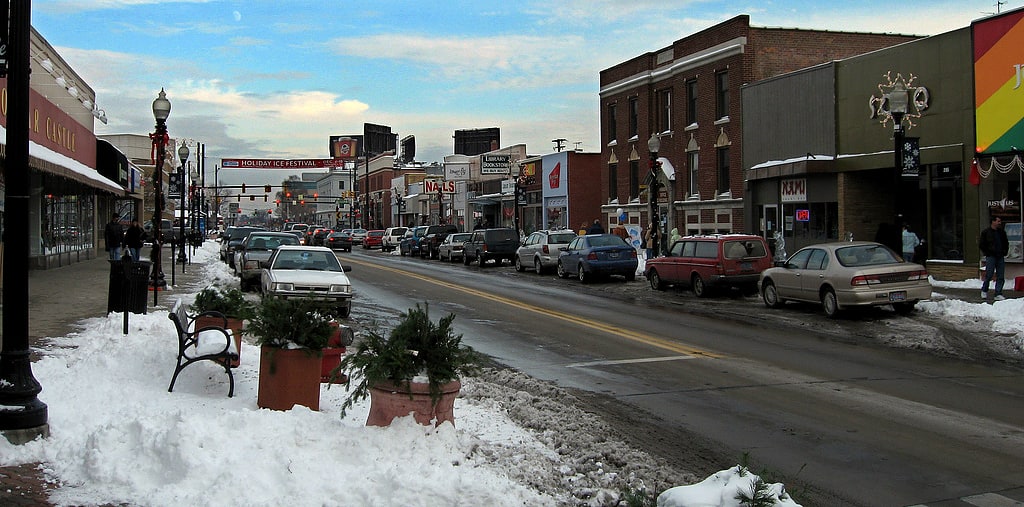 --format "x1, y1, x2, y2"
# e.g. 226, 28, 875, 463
741, 262, 752, 271
889, 291, 907, 302
609, 253, 620, 259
